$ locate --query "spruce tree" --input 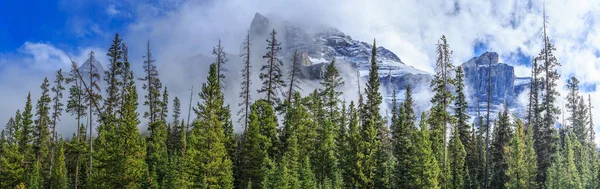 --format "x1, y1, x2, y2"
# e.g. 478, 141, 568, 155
50, 139, 67, 189
410, 113, 440, 188
430, 35, 455, 173
448, 123, 466, 189
49, 69, 65, 173
454, 66, 471, 153
506, 120, 528, 189
259, 29, 286, 107
104, 33, 124, 121
358, 39, 384, 189
84, 50, 102, 175
34, 77, 52, 184
0, 120, 26, 188
342, 101, 363, 188
66, 60, 87, 188
187, 63, 234, 188
490, 106, 512, 188
392, 88, 416, 188
523, 122, 538, 189
161, 87, 169, 122
285, 49, 302, 108
238, 101, 271, 189
116, 71, 147, 188
20, 93, 35, 171
212, 39, 228, 88
535, 16, 561, 186
238, 31, 252, 131
139, 40, 162, 125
